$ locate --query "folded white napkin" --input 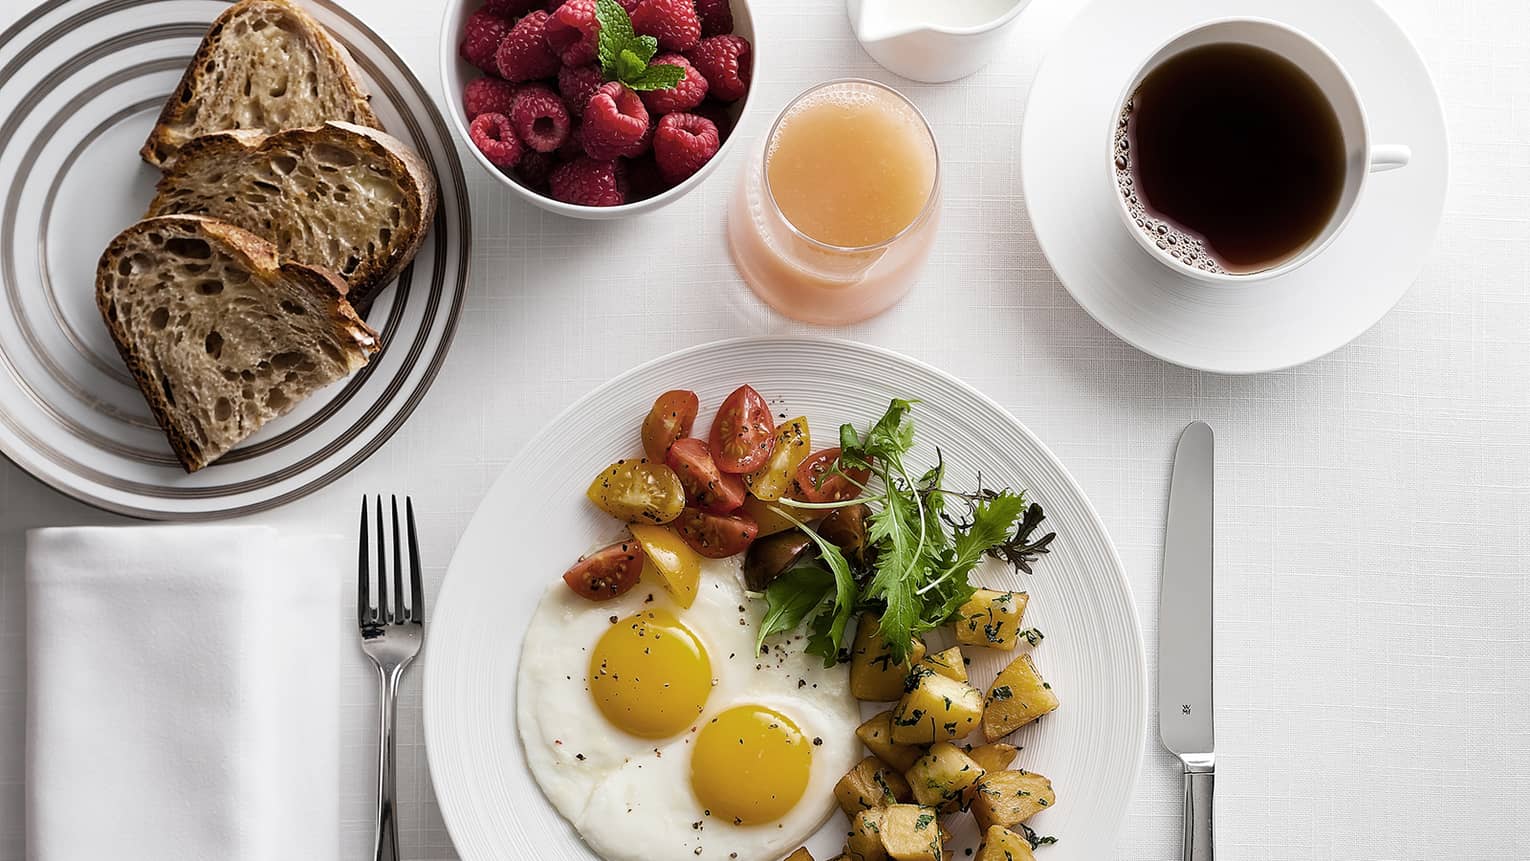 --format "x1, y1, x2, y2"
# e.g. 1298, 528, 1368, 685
26, 525, 345, 861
